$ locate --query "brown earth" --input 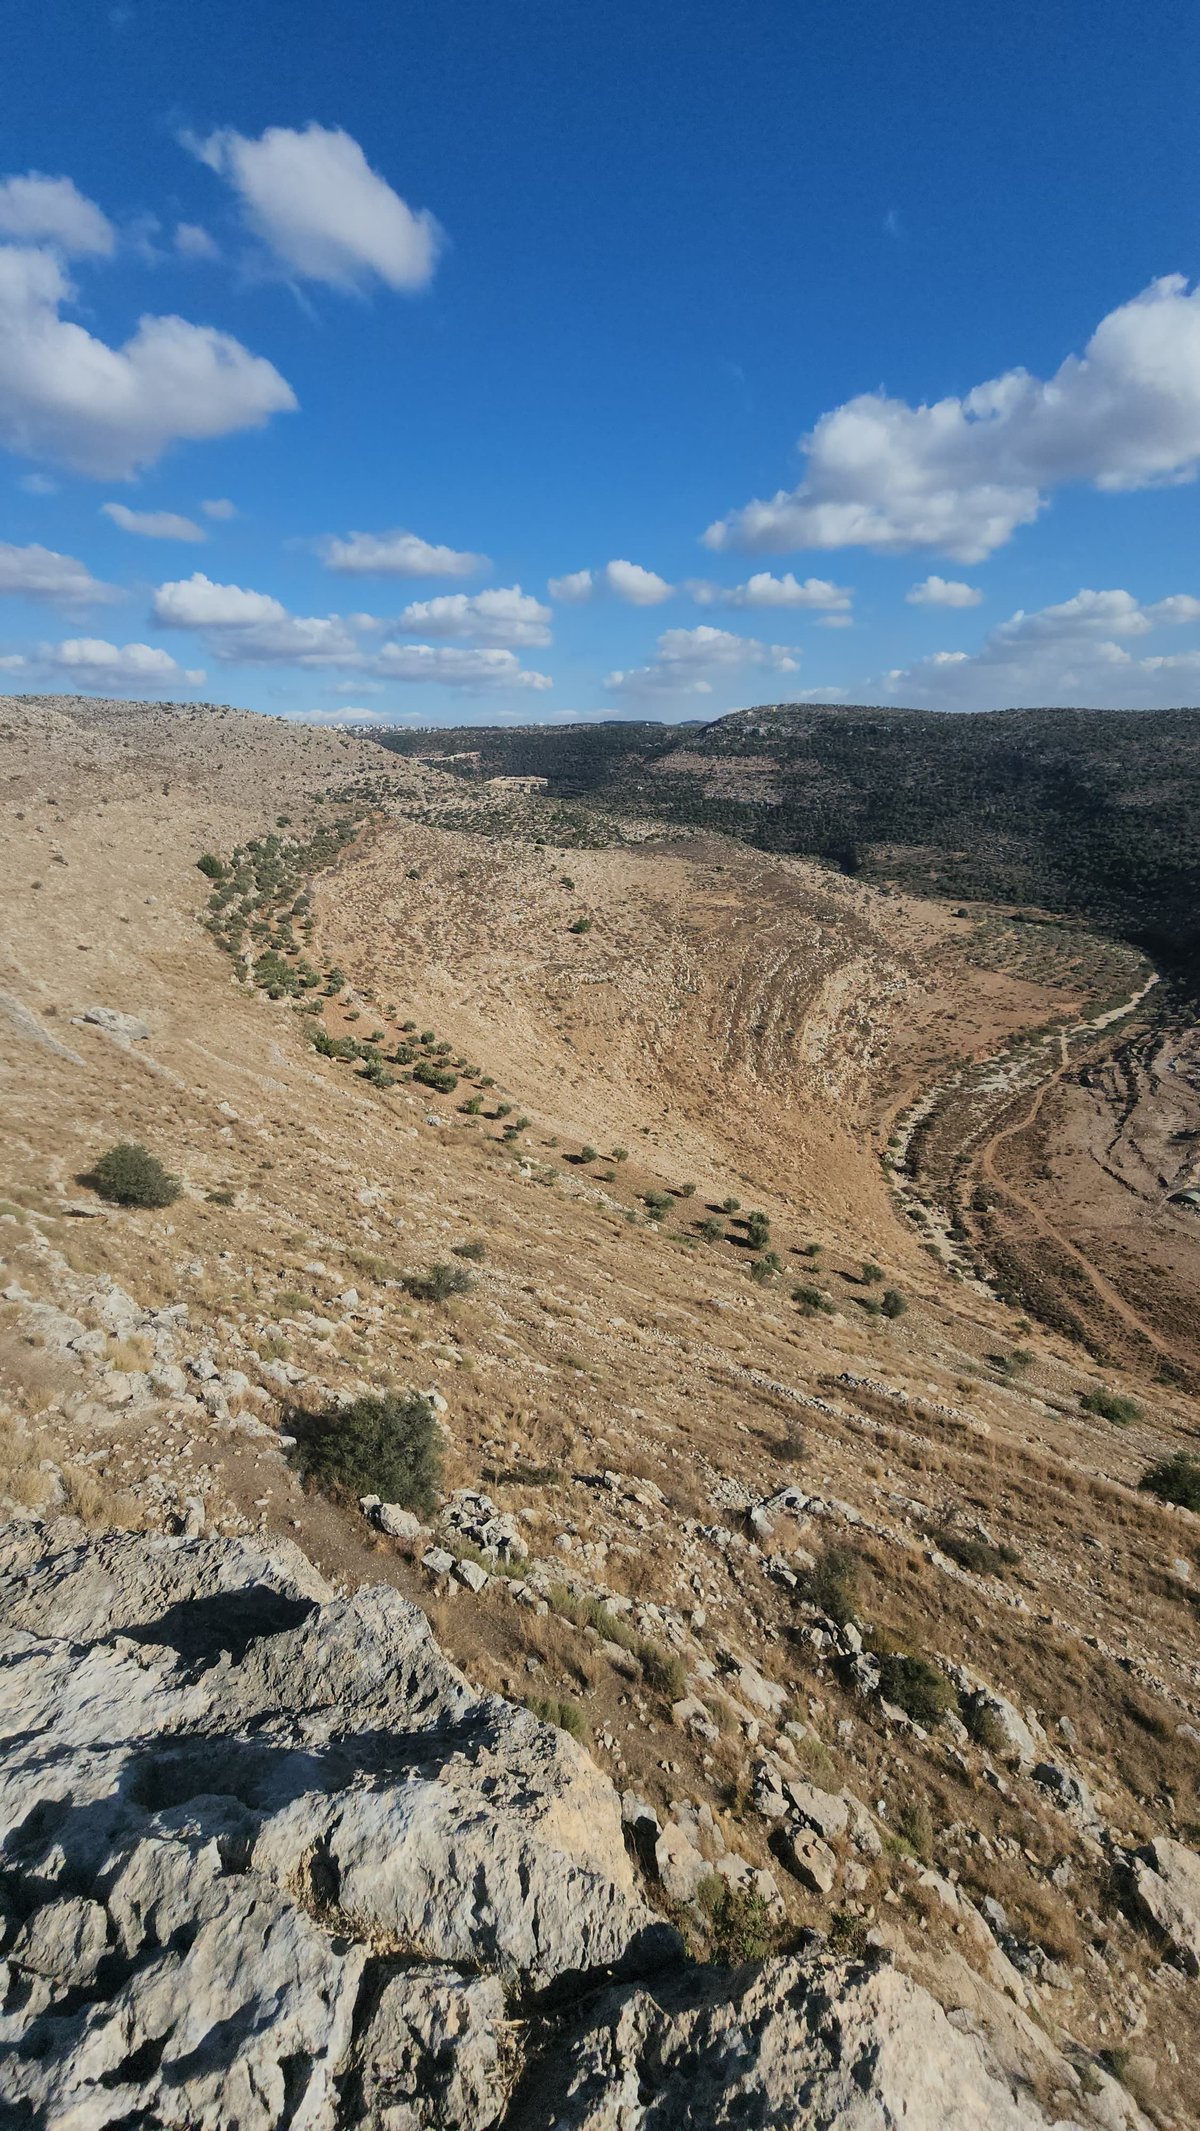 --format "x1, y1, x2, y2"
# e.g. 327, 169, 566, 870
1, 693, 1198, 2127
